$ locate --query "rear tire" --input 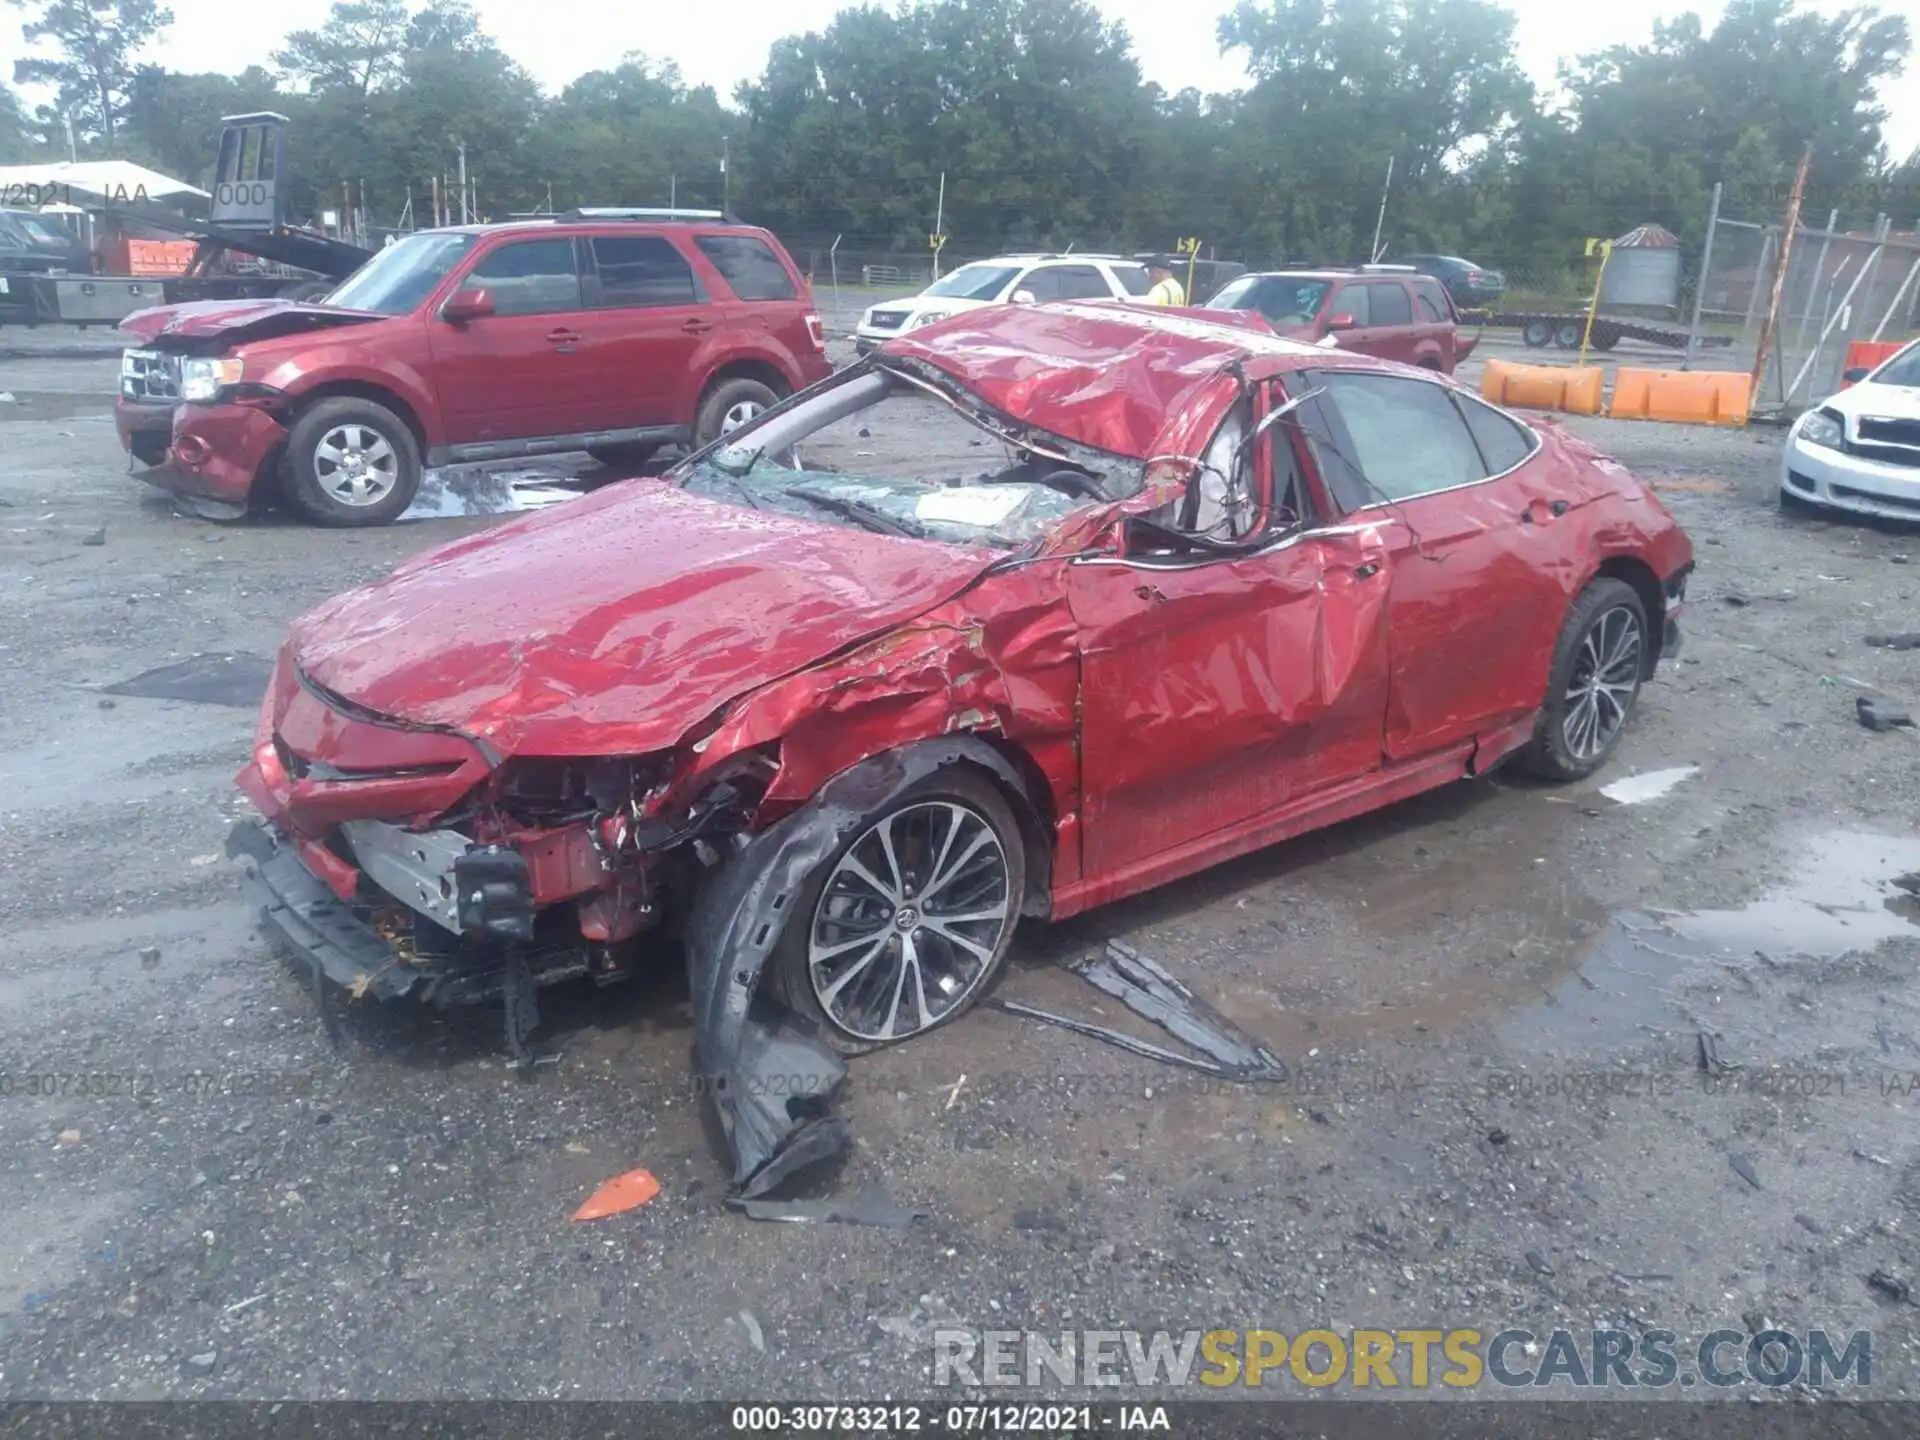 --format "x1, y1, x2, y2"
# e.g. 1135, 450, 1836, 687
284, 397, 422, 528
1521, 320, 1552, 348
692, 377, 779, 449
770, 768, 1027, 1056
1517, 579, 1649, 782
1553, 320, 1584, 349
